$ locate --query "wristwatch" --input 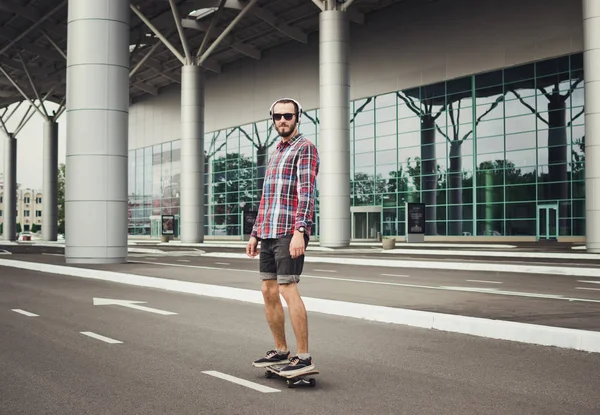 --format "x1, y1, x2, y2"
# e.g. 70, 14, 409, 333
297, 226, 306, 233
